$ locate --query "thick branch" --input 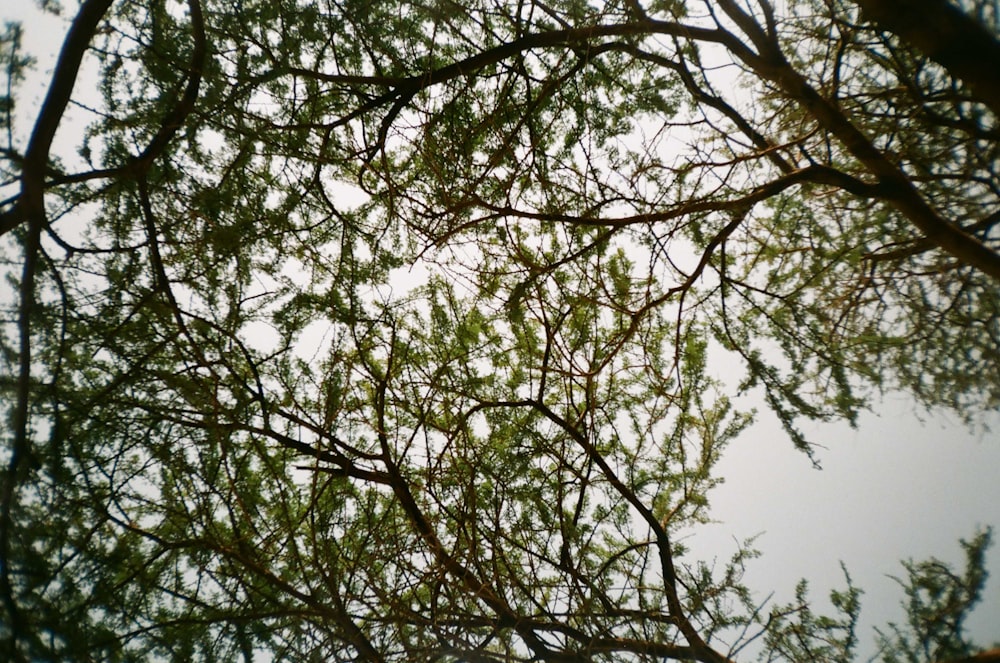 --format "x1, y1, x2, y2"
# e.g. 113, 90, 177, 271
0, 0, 113, 238
714, 0, 1000, 281
465, 164, 882, 230
130, 0, 206, 175
1, 0, 207, 236
1, 2, 115, 659
949, 649, 1000, 663
853, 0, 1000, 119
316, 19, 737, 136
